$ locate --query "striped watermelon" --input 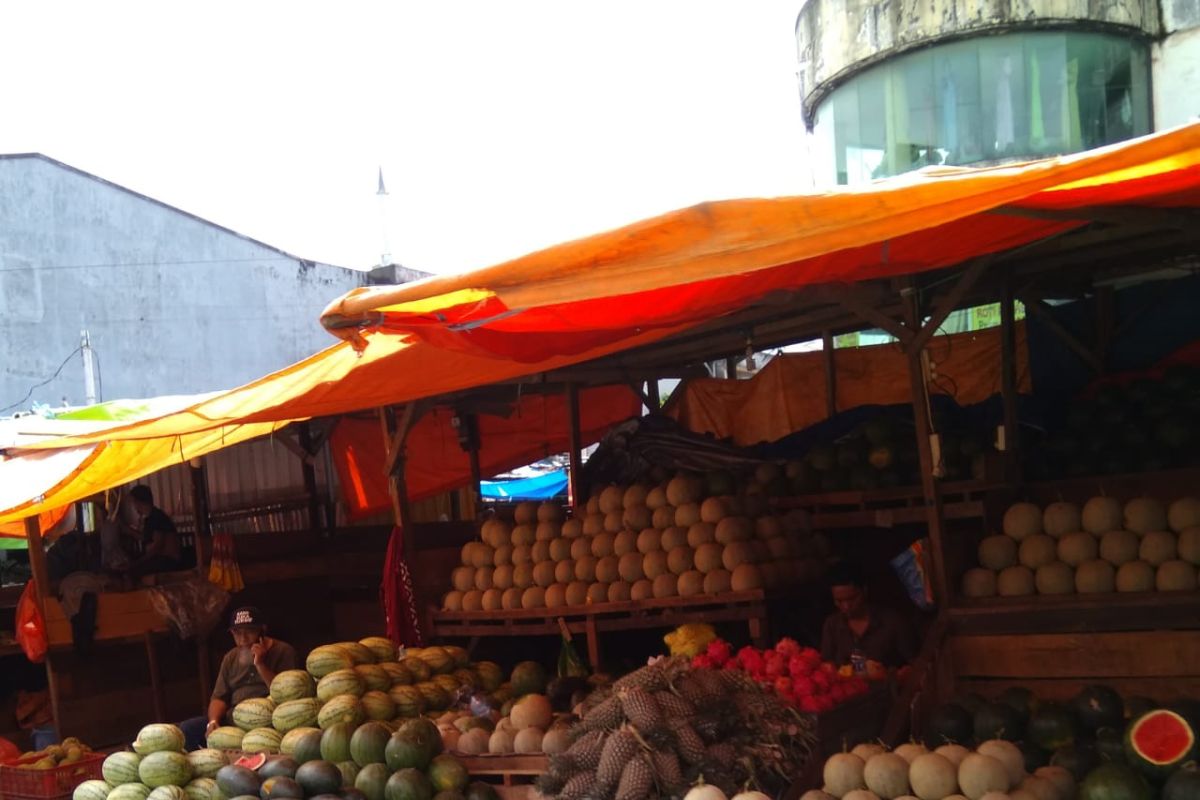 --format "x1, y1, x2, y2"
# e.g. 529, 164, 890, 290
103, 752, 144, 786
320, 723, 354, 763
185, 750, 226, 780
380, 662, 413, 687
473, 662, 503, 692
317, 669, 366, 702
147, 787, 188, 800
183, 778, 221, 800
354, 664, 392, 693
231, 697, 276, 731
415, 683, 450, 711
359, 637, 396, 663
205, 726, 244, 750
273, 698, 321, 732
442, 646, 469, 668
318, 695, 365, 730
138, 751, 193, 788
270, 670, 316, 704
335, 642, 376, 665
280, 727, 322, 759
306, 645, 354, 678
433, 675, 463, 696
416, 647, 453, 675
241, 728, 283, 754
361, 691, 396, 721
107, 785, 152, 800
450, 669, 477, 691
400, 658, 432, 683
74, 780, 113, 800
336, 761, 359, 790
388, 685, 426, 718
133, 724, 186, 755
